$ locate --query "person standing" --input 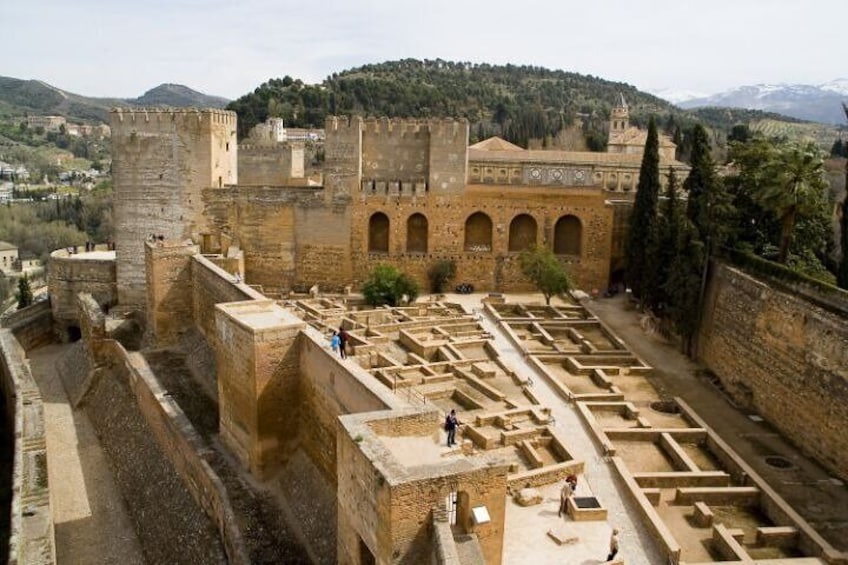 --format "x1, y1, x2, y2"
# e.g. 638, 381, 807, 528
445, 409, 460, 446
330, 331, 340, 356
338, 326, 348, 359
606, 528, 619, 561
558, 479, 574, 517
